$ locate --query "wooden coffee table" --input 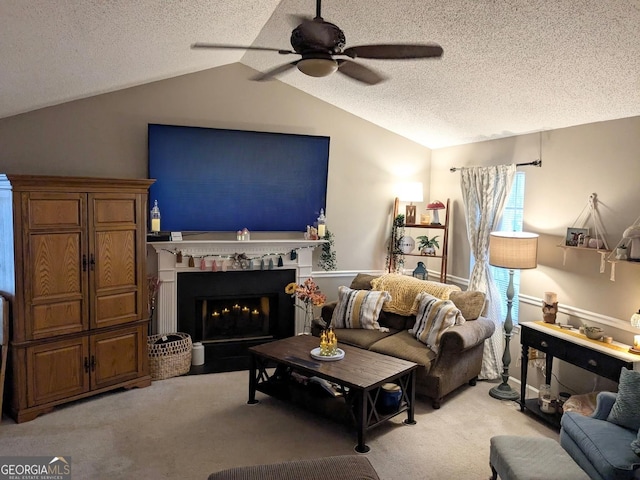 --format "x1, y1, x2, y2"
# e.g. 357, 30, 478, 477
248, 335, 418, 453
